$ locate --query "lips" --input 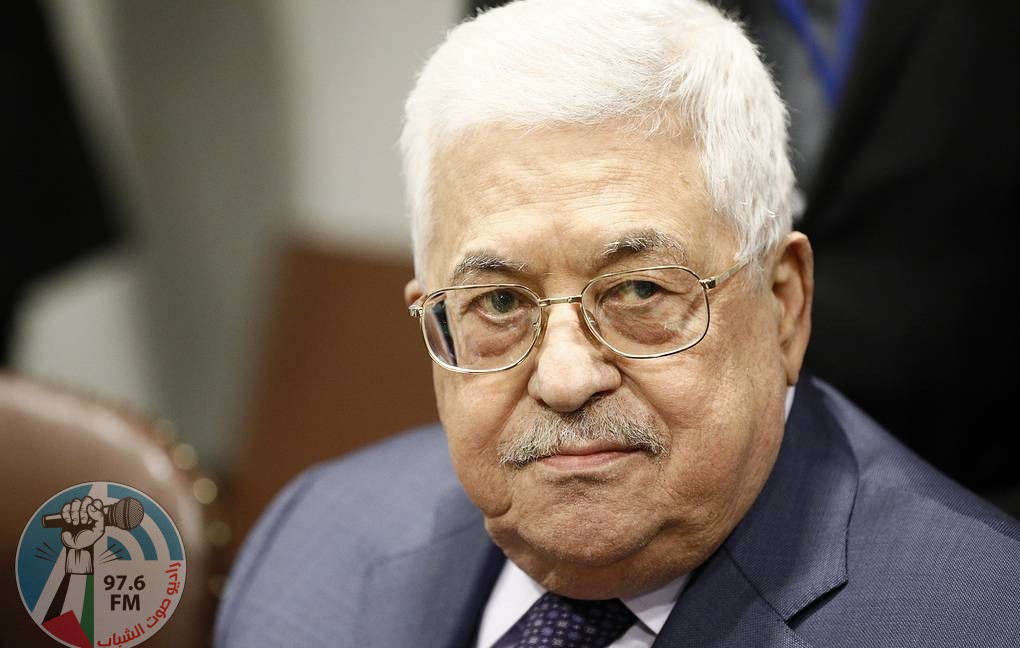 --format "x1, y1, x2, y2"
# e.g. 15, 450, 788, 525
553, 440, 632, 456
537, 441, 638, 470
